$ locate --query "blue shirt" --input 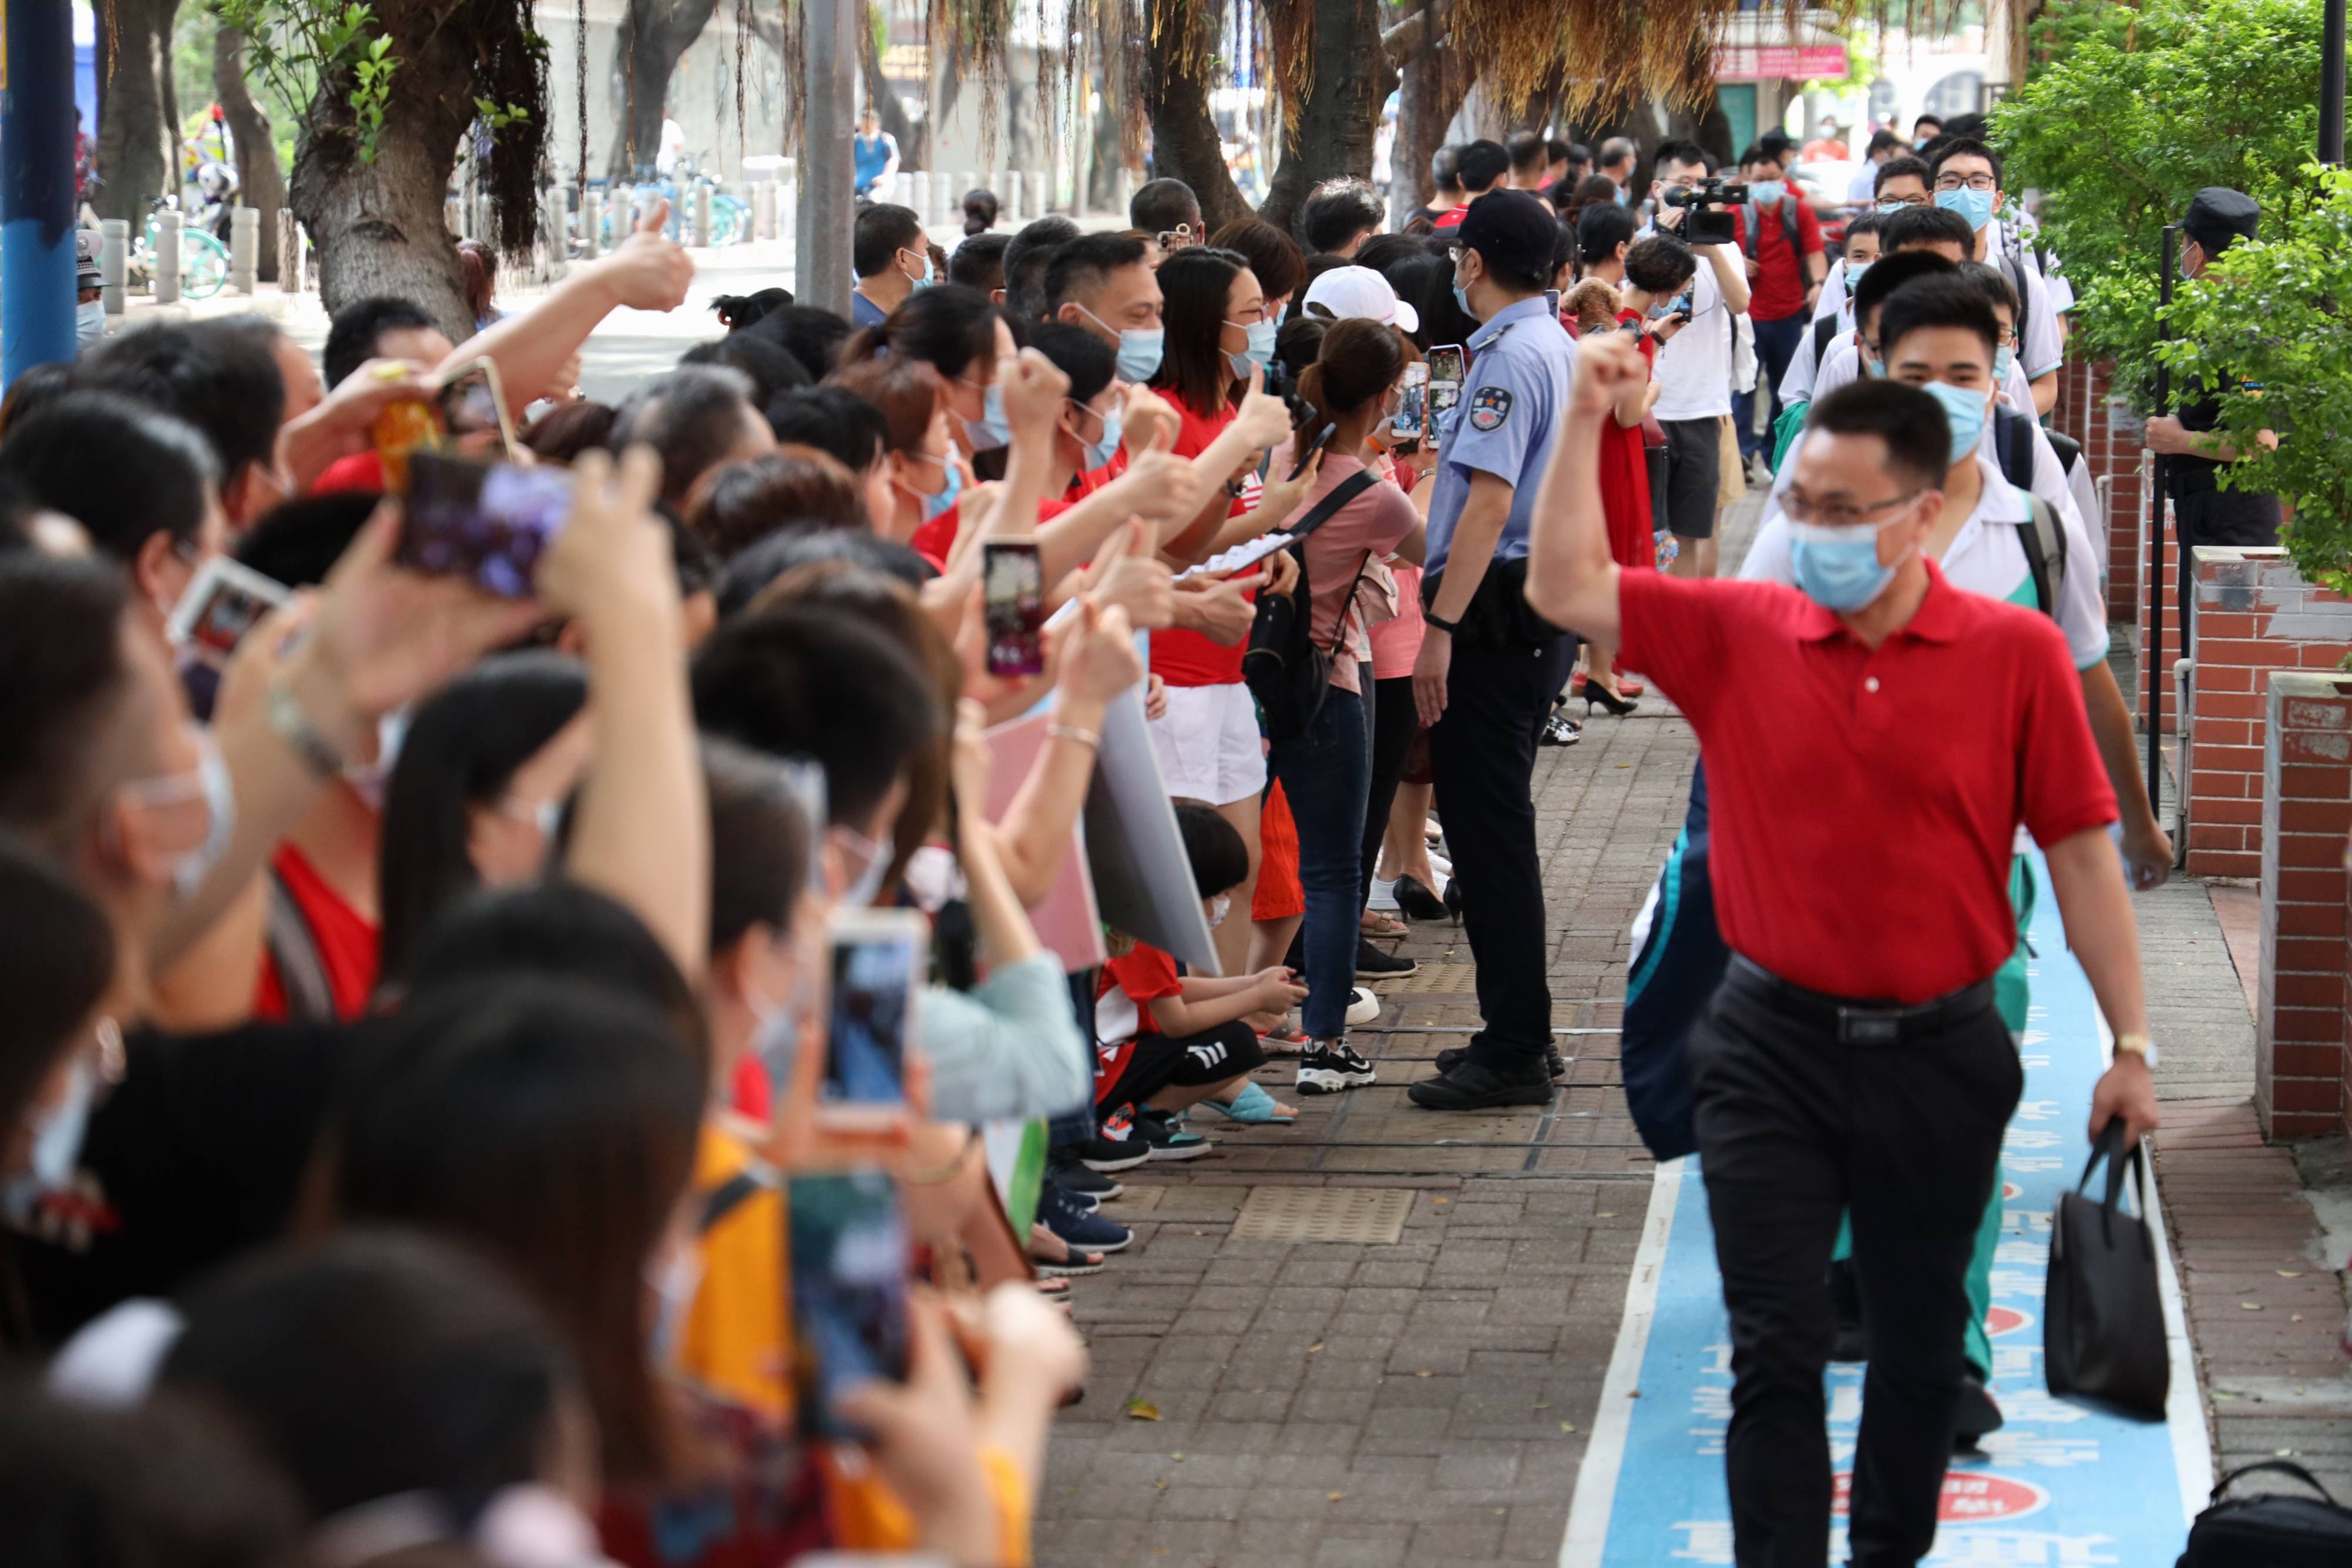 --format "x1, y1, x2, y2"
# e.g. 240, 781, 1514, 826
853, 132, 896, 193
1423, 296, 1577, 578
850, 290, 889, 329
